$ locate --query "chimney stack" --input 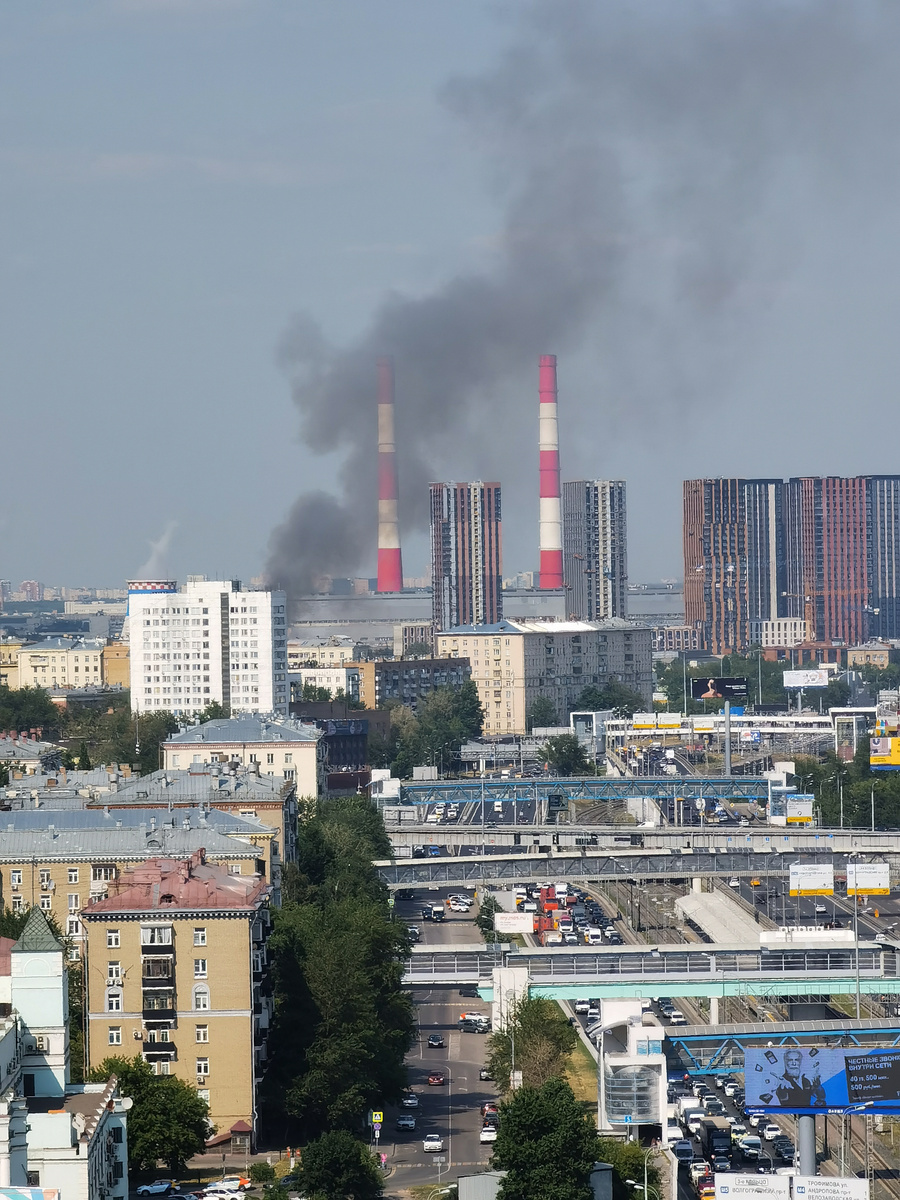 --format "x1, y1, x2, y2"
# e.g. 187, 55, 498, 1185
538, 354, 563, 589
376, 357, 403, 593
